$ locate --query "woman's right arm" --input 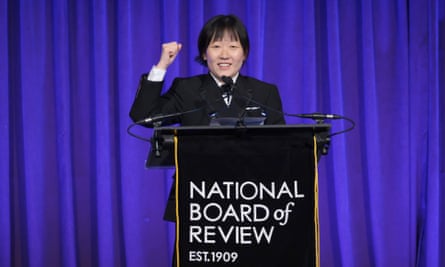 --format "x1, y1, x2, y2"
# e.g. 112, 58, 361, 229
129, 42, 182, 123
